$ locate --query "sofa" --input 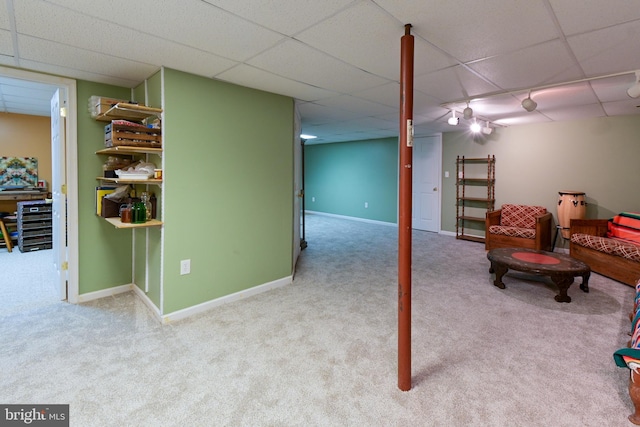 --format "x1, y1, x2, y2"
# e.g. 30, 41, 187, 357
614, 279, 640, 425
569, 213, 640, 287
485, 204, 552, 251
